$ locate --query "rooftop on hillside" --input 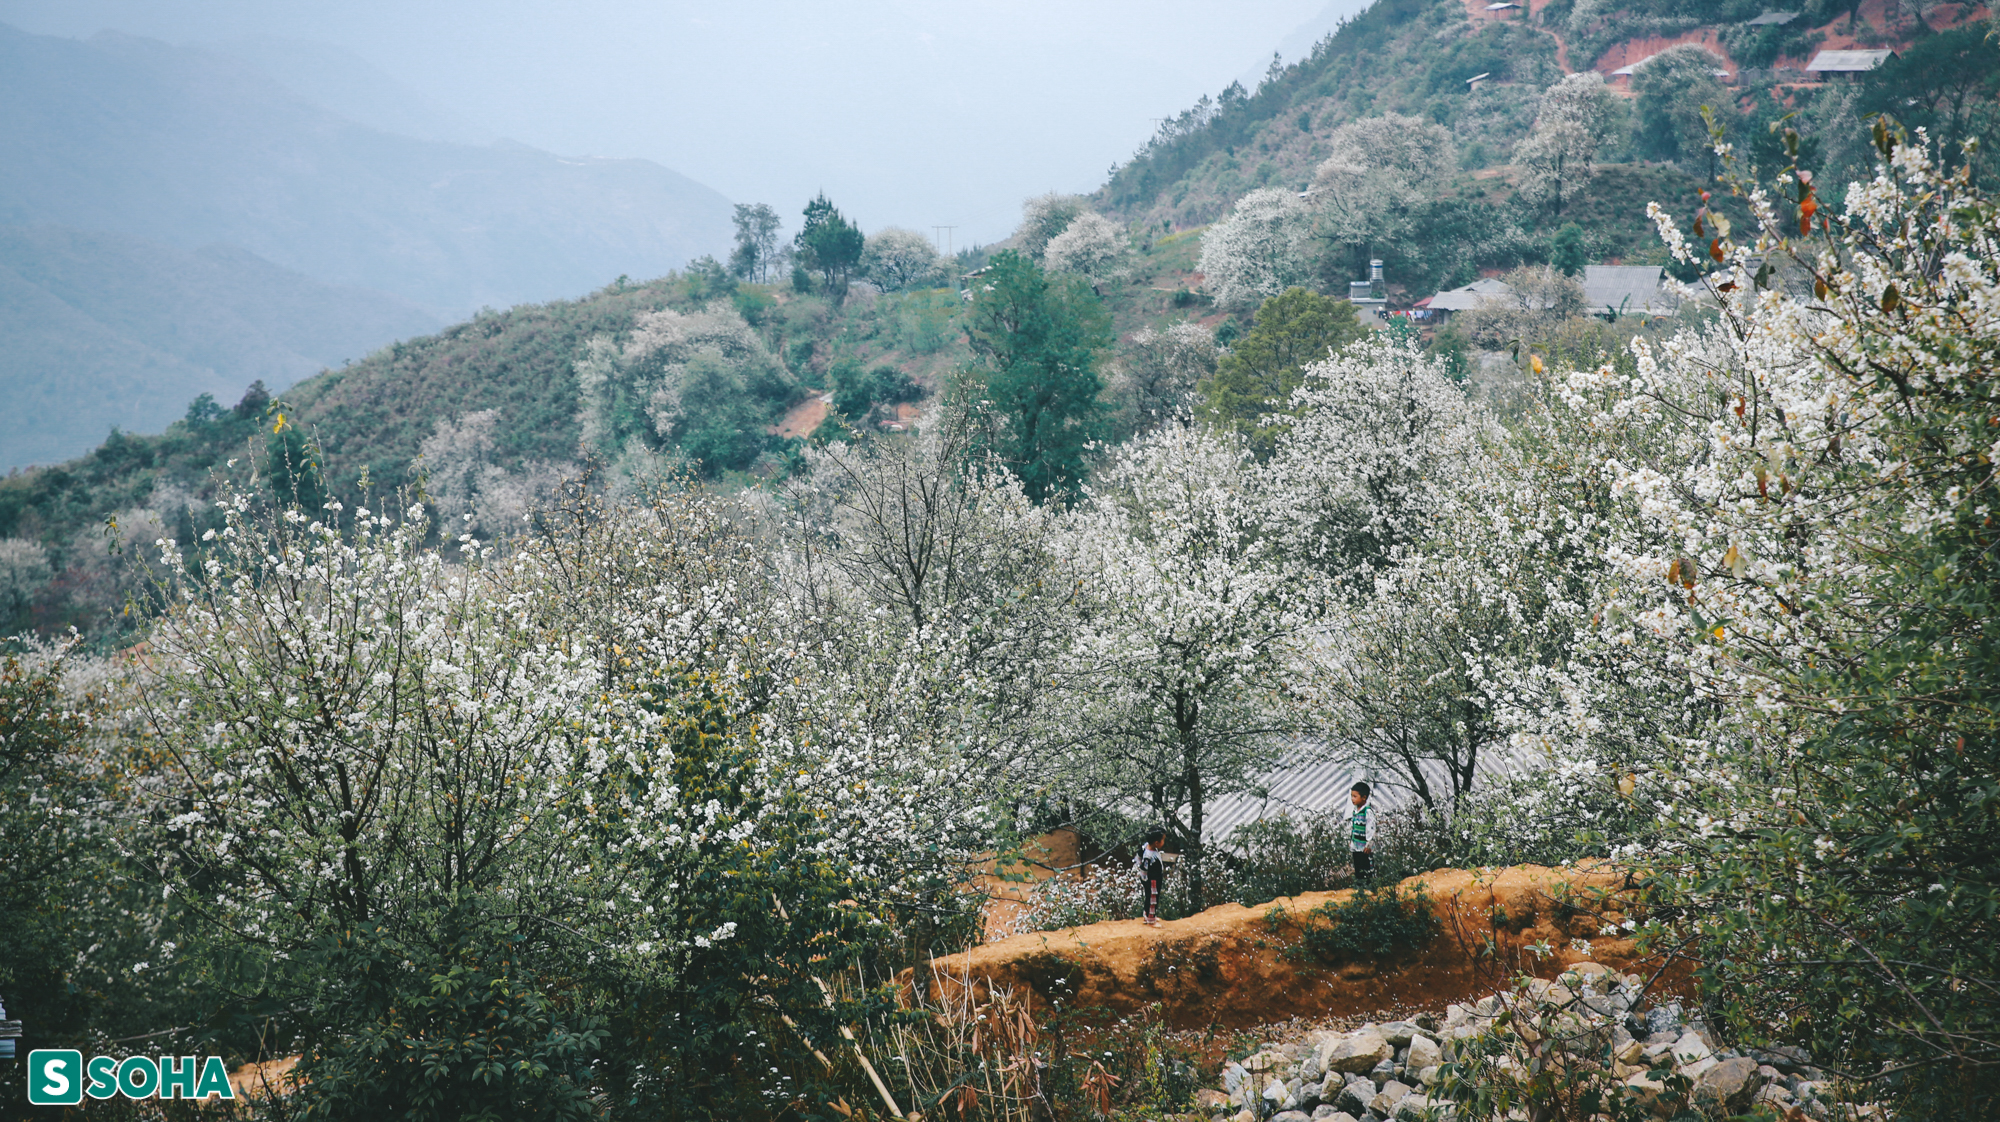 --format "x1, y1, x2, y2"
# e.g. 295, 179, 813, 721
1807, 48, 1896, 73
